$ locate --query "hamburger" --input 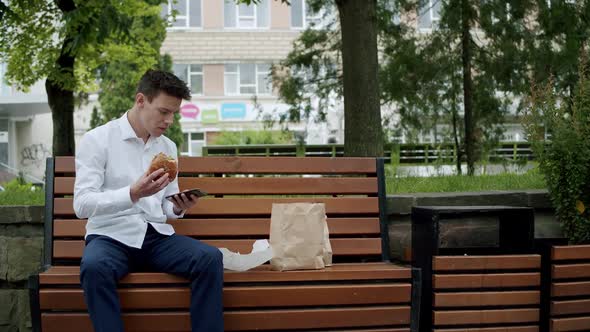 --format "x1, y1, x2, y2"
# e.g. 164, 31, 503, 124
148, 152, 178, 181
